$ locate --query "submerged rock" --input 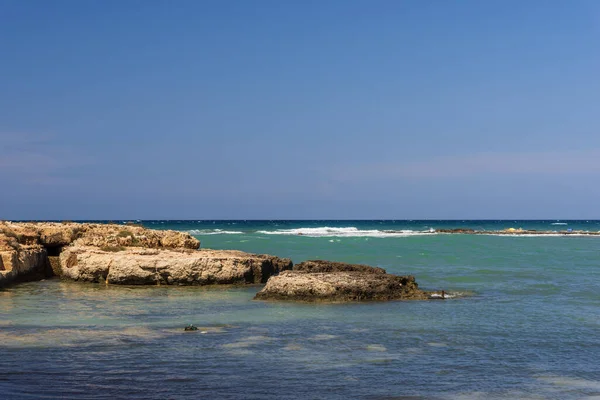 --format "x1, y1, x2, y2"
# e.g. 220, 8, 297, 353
435, 228, 476, 234
184, 324, 199, 331
255, 260, 429, 302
